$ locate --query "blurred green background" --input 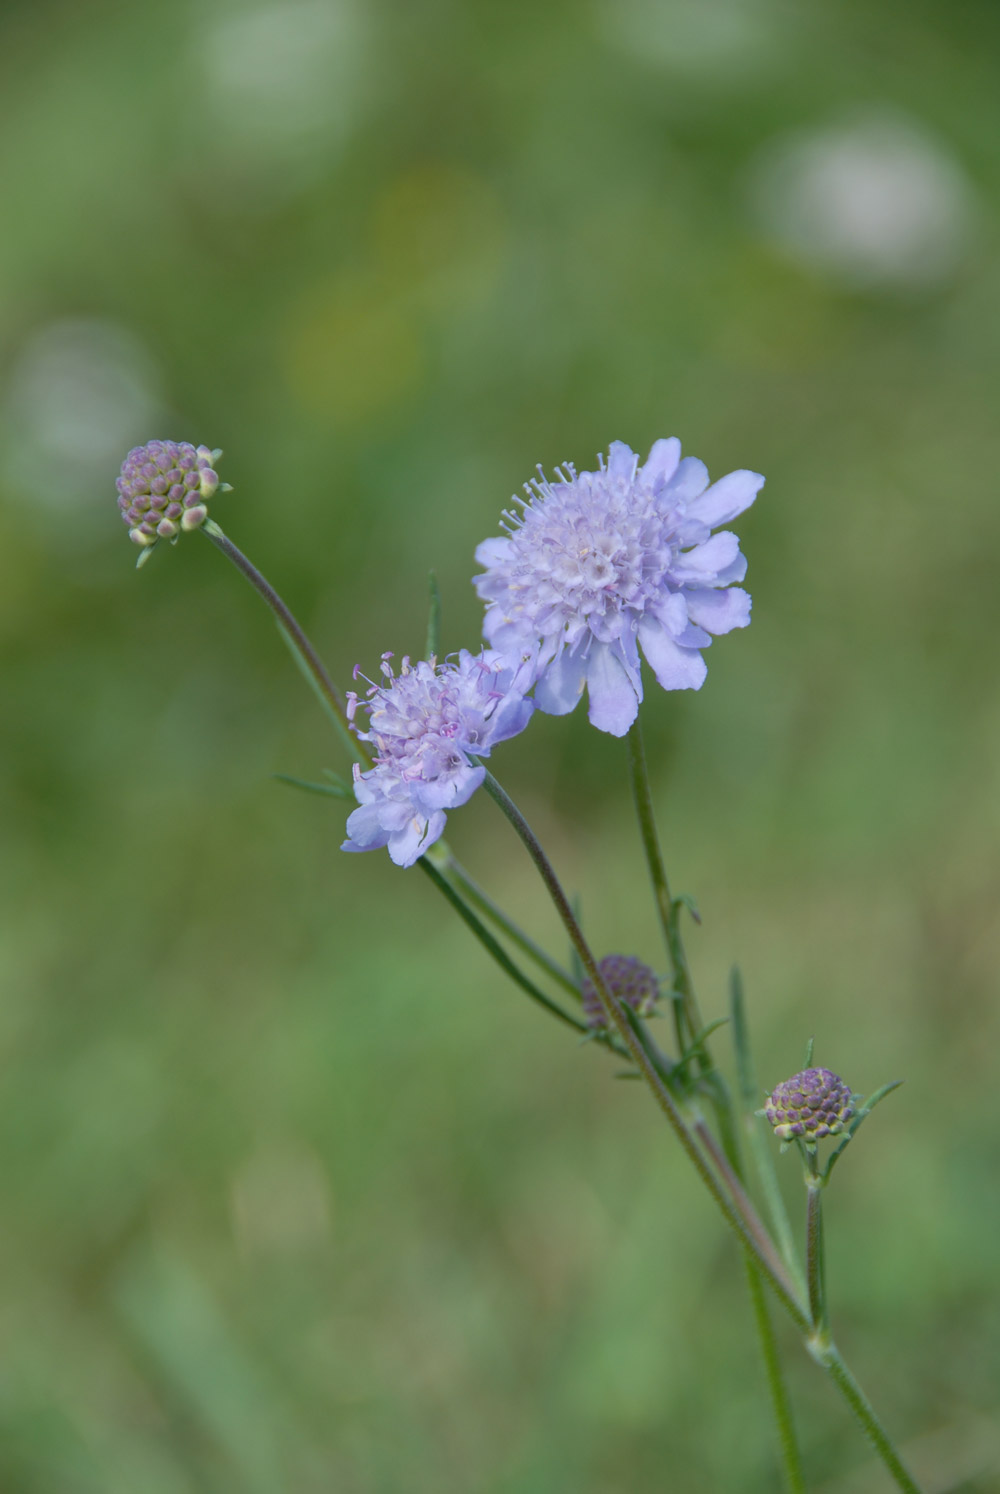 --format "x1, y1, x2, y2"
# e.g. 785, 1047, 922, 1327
3, 0, 1000, 1489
